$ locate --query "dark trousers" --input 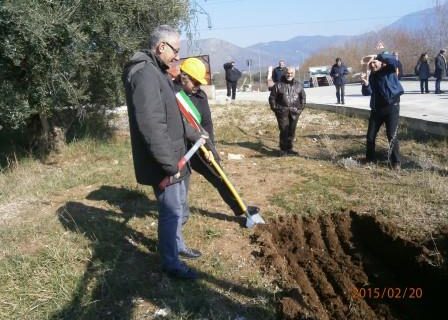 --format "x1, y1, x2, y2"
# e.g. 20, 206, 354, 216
226, 81, 237, 100
275, 110, 300, 151
420, 79, 429, 93
366, 106, 400, 164
185, 155, 242, 216
335, 84, 345, 103
435, 78, 443, 93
